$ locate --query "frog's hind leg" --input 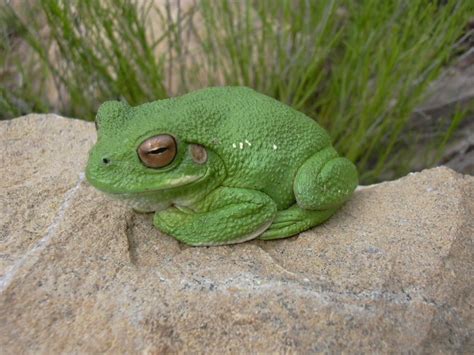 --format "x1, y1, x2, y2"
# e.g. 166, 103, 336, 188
259, 147, 357, 241
293, 147, 358, 210
259, 205, 337, 240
